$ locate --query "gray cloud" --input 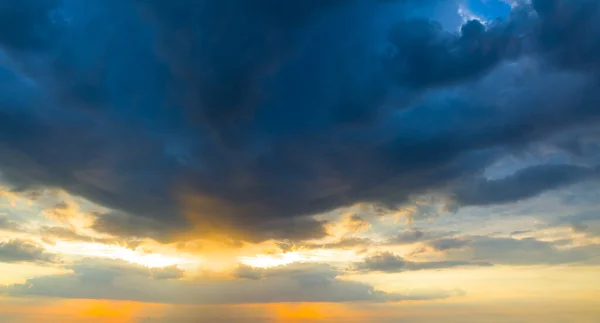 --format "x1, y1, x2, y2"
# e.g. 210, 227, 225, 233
150, 265, 185, 280
91, 211, 330, 244
385, 228, 457, 246
1, 259, 447, 304
90, 212, 178, 243
0, 215, 22, 232
233, 265, 264, 281
388, 228, 425, 245
354, 252, 491, 273
278, 237, 375, 253
428, 235, 600, 266
0, 239, 58, 264
428, 238, 471, 251
552, 211, 600, 237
